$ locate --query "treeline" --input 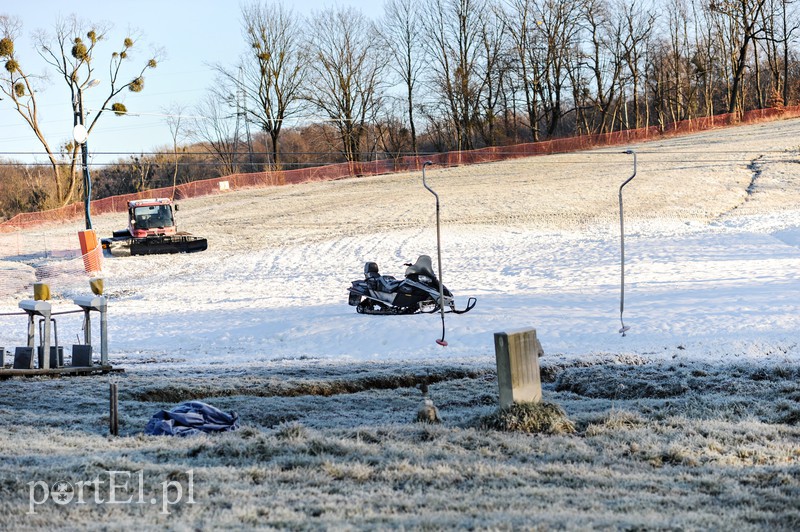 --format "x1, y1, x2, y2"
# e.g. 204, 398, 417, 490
1, 0, 799, 219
